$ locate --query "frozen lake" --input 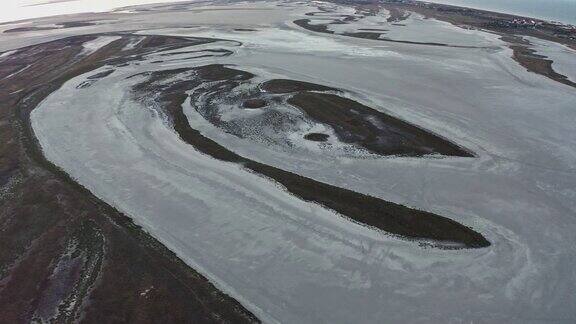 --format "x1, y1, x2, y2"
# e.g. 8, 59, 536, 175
18, 1, 576, 323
